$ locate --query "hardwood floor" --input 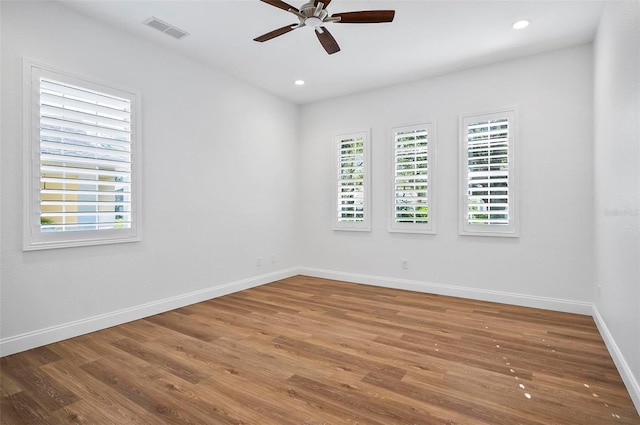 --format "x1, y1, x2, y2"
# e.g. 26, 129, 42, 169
1, 275, 639, 424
